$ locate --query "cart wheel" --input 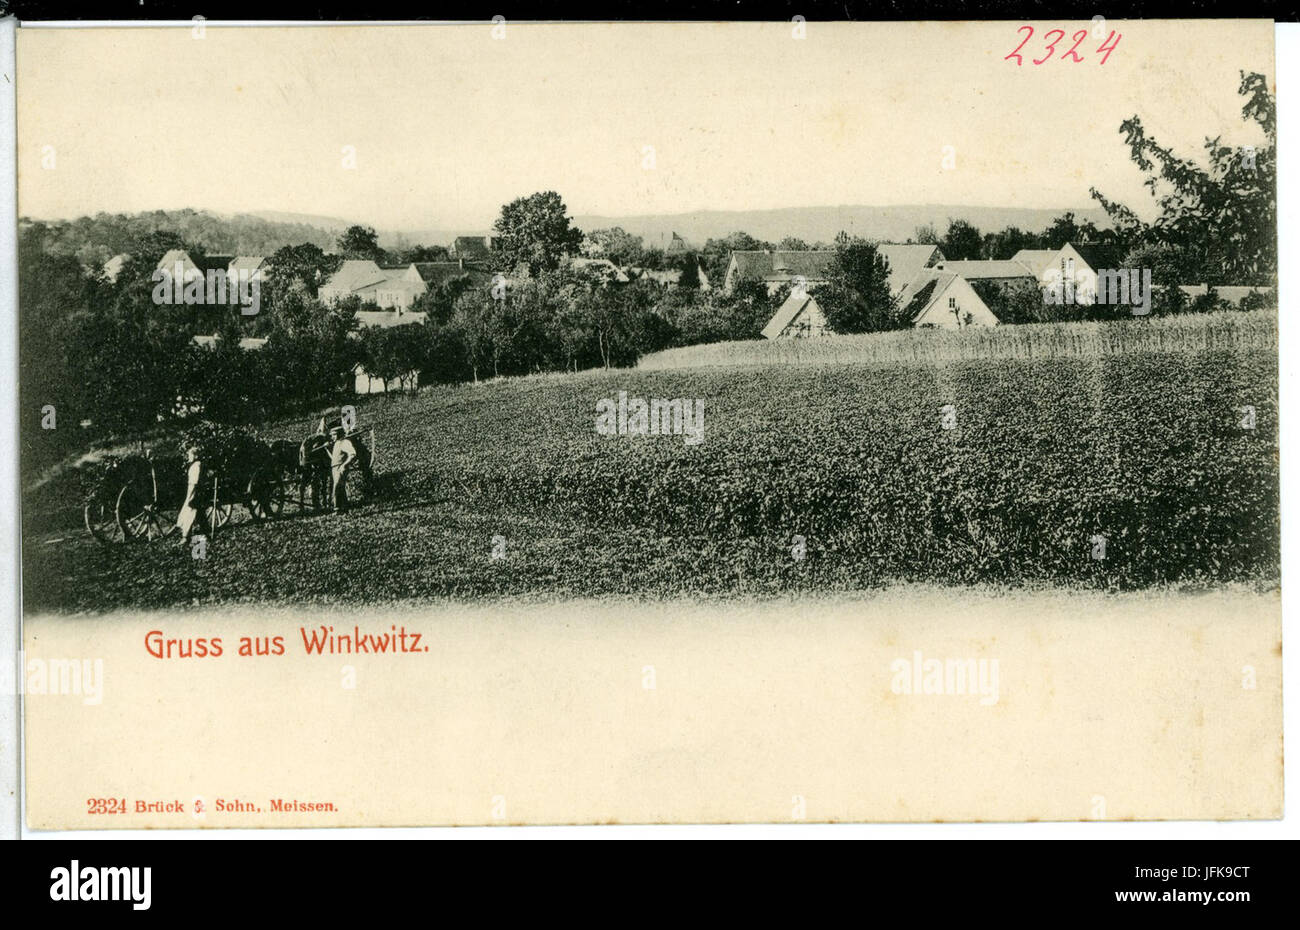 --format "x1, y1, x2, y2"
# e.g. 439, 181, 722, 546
247, 469, 284, 522
115, 481, 168, 541
84, 492, 124, 545
210, 502, 234, 529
